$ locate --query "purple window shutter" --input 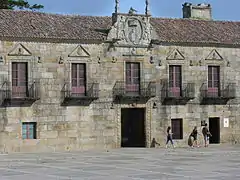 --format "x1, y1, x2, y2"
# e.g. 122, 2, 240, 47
169, 65, 181, 97
208, 66, 219, 97
71, 63, 86, 96
126, 63, 131, 84
12, 62, 27, 97
126, 63, 140, 93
